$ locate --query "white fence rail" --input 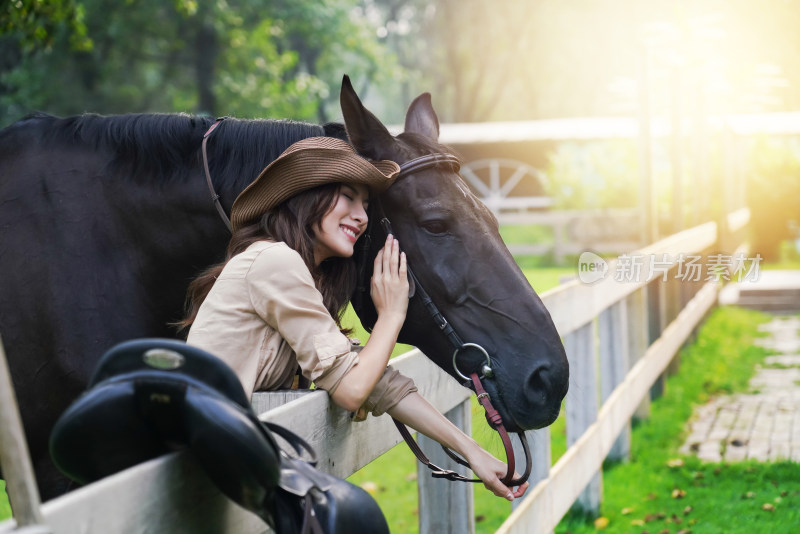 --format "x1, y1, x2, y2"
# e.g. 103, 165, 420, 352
499, 209, 641, 262
0, 208, 749, 534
